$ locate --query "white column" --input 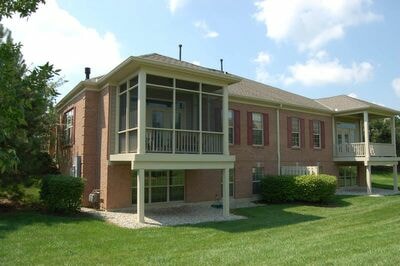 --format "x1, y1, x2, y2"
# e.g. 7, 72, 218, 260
392, 116, 397, 156
276, 109, 281, 175
222, 86, 229, 155
366, 165, 372, 194
137, 169, 145, 223
137, 70, 146, 154
222, 168, 230, 217
332, 116, 336, 157
363, 111, 370, 161
394, 164, 398, 192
